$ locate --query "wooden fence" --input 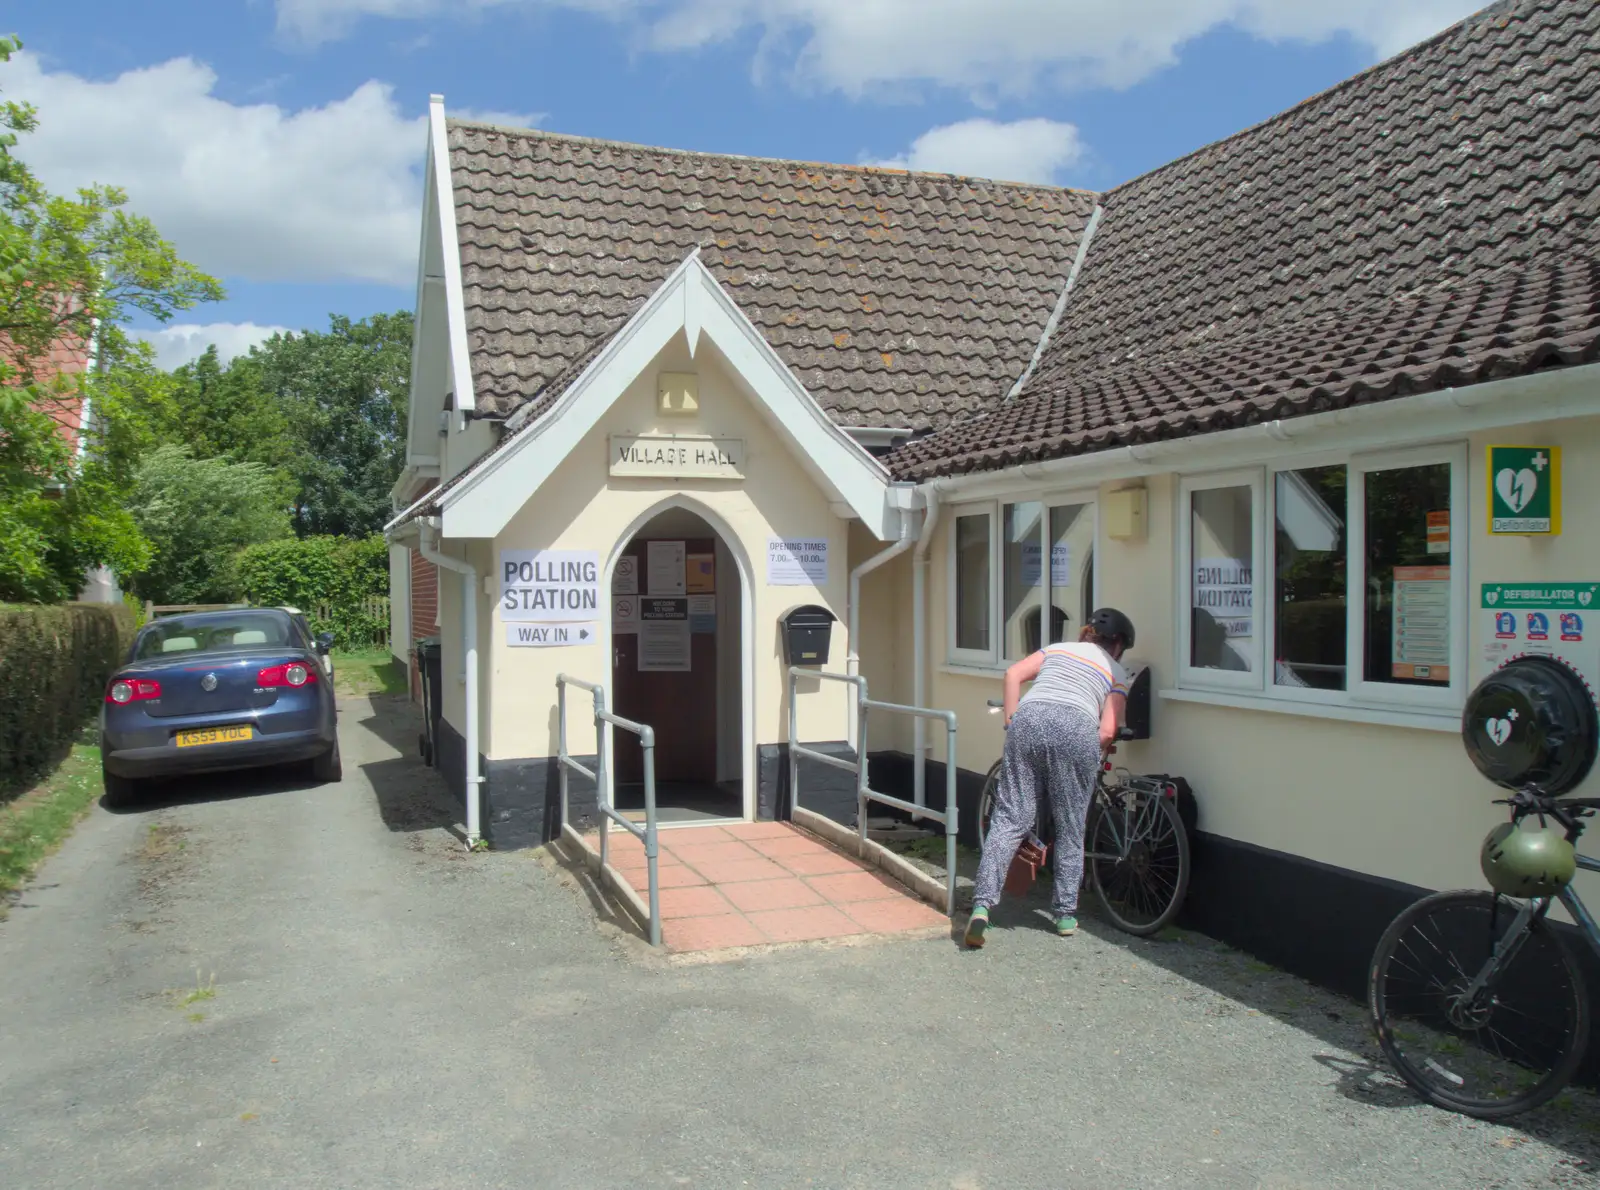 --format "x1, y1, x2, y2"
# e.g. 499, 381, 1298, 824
144, 597, 391, 649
